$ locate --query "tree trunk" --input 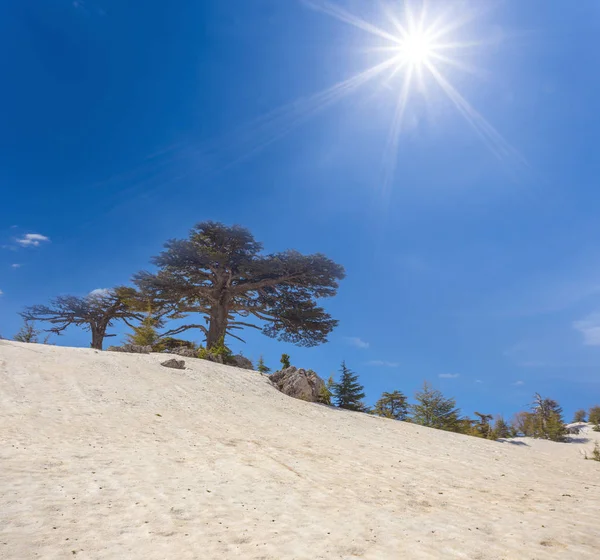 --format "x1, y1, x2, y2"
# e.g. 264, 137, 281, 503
206, 296, 229, 348
90, 324, 105, 350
